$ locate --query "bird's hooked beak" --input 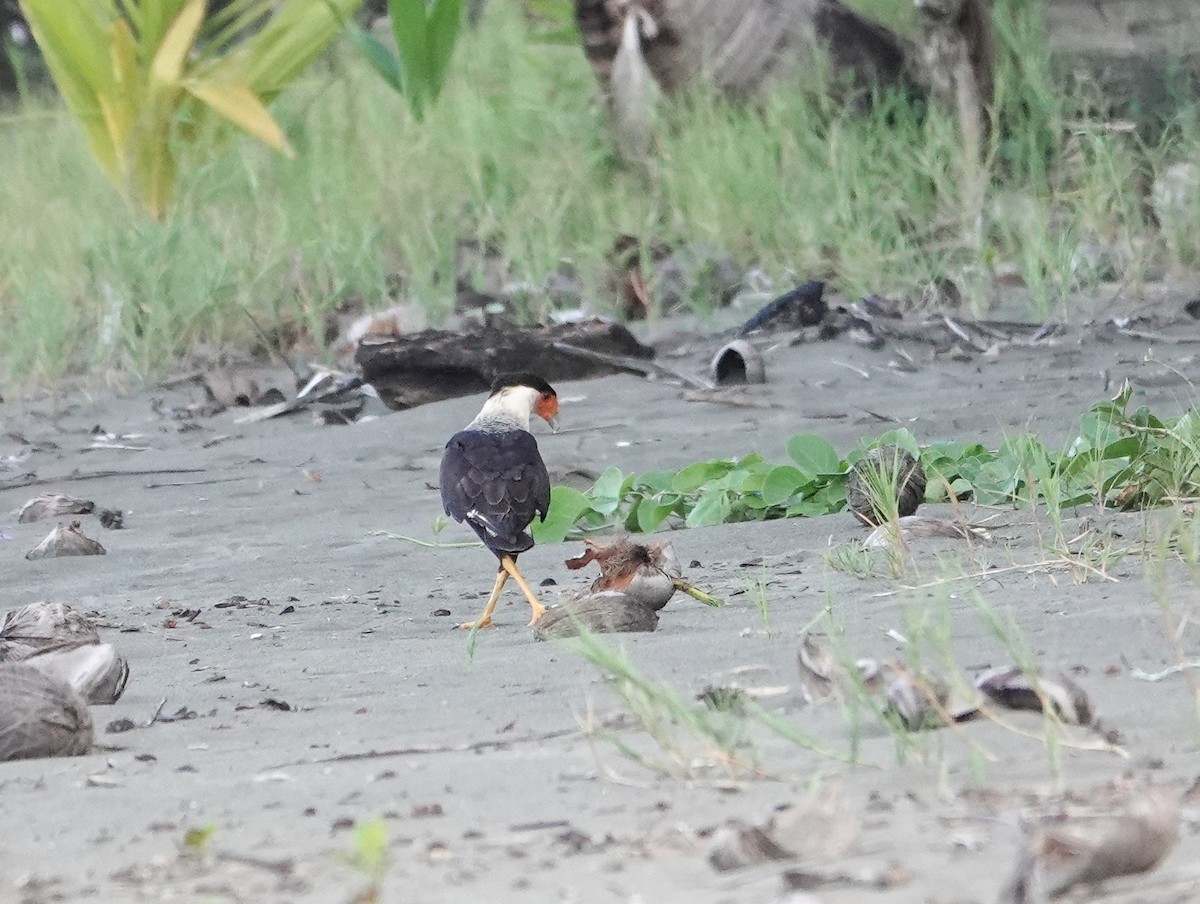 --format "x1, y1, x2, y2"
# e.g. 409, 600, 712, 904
537, 393, 560, 433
